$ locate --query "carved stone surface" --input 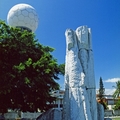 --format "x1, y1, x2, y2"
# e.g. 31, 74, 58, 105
62, 26, 98, 120
97, 103, 104, 120
36, 108, 62, 120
